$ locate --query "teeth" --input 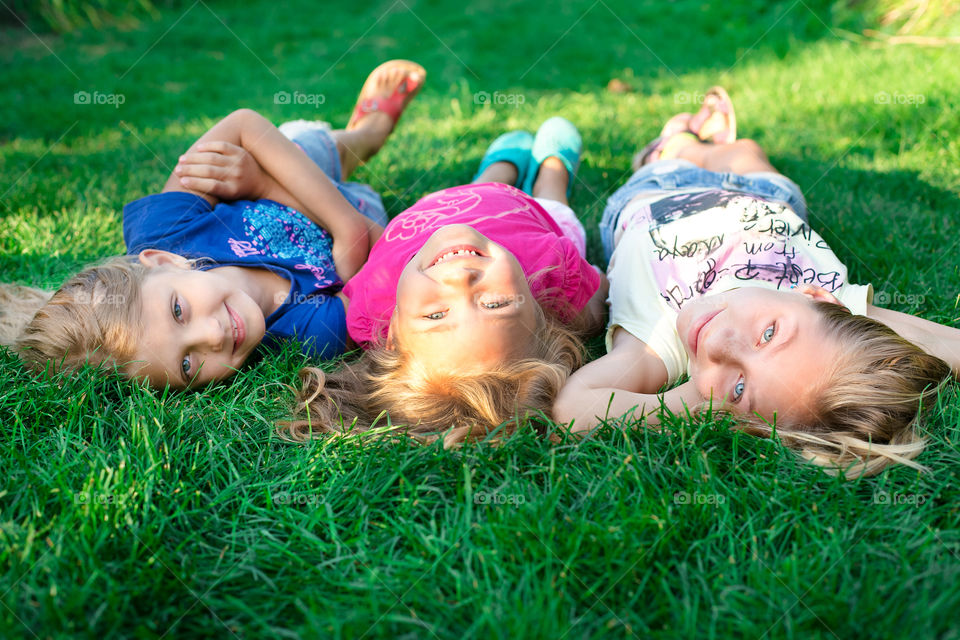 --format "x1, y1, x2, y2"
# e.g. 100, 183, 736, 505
435, 249, 478, 265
